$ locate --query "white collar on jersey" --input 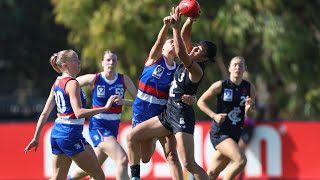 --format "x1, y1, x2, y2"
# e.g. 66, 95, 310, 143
163, 55, 177, 70
101, 72, 118, 85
